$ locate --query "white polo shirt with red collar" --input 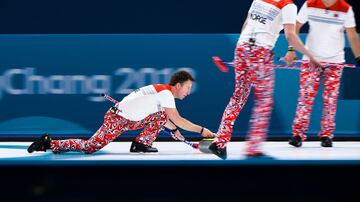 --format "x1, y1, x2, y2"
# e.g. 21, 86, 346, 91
239, 0, 297, 49
298, 0, 356, 63
115, 84, 176, 121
